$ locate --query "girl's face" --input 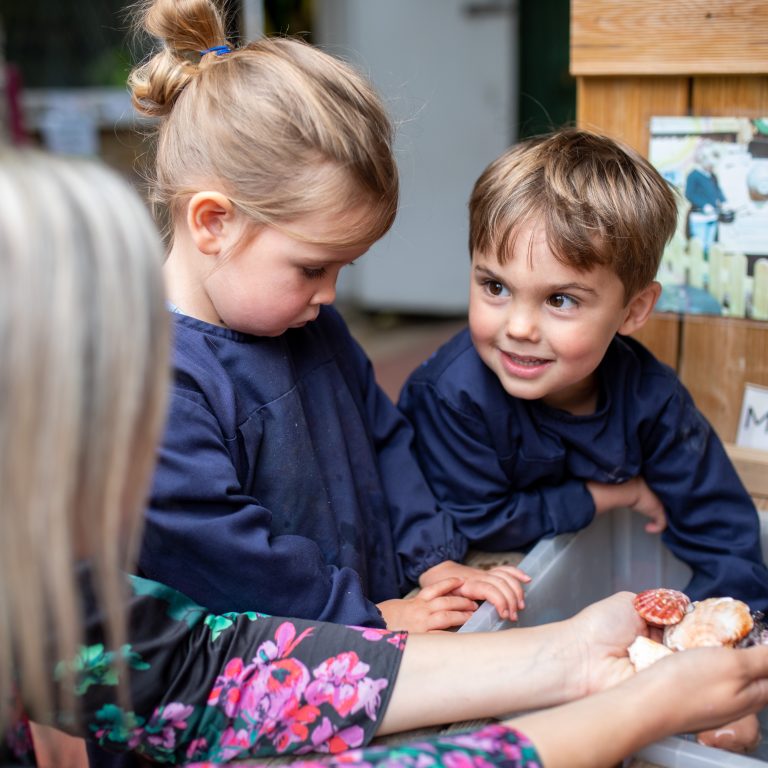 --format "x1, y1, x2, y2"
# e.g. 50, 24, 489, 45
204, 209, 370, 337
